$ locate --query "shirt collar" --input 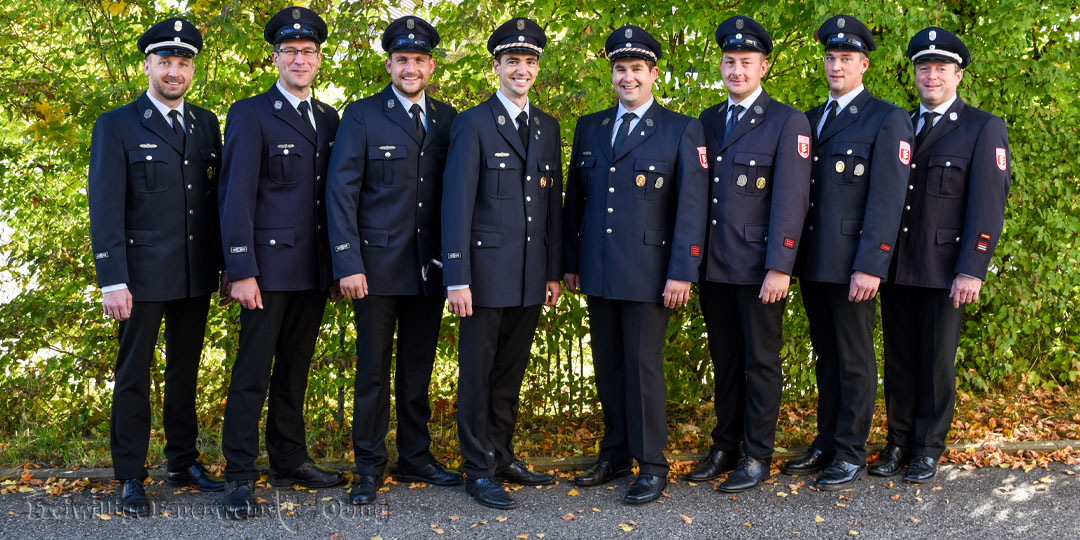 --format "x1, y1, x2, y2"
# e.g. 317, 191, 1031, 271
495, 88, 529, 121
145, 91, 184, 122
276, 80, 312, 112
615, 97, 654, 120
827, 84, 865, 111
727, 85, 763, 110
391, 85, 426, 116
920, 94, 958, 118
